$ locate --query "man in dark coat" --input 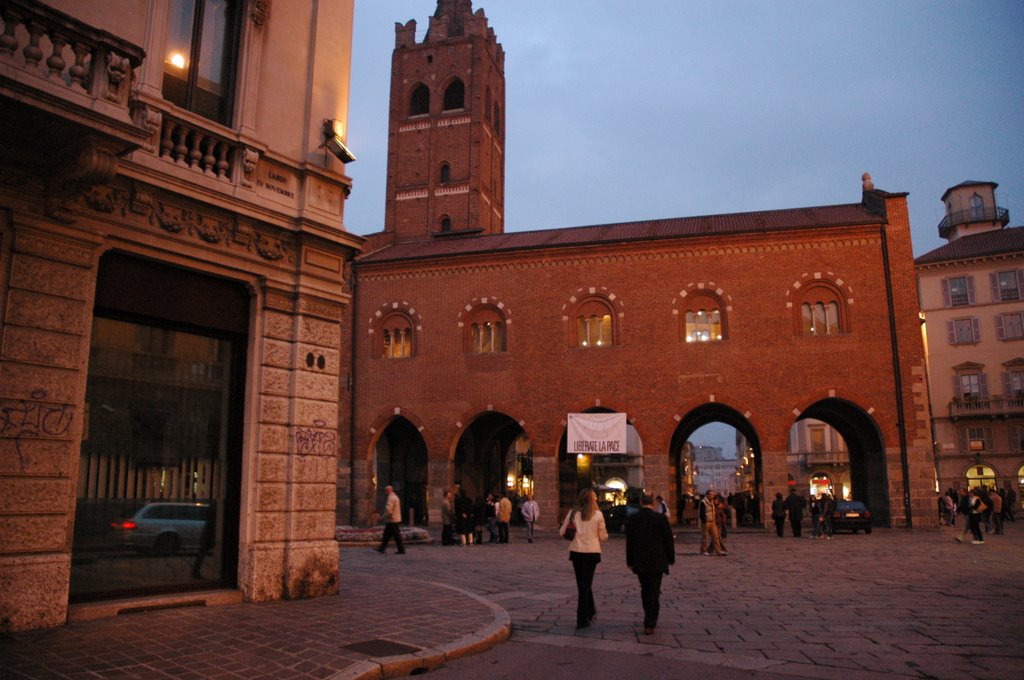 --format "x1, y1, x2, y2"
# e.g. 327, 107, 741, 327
625, 493, 676, 635
783, 488, 806, 537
